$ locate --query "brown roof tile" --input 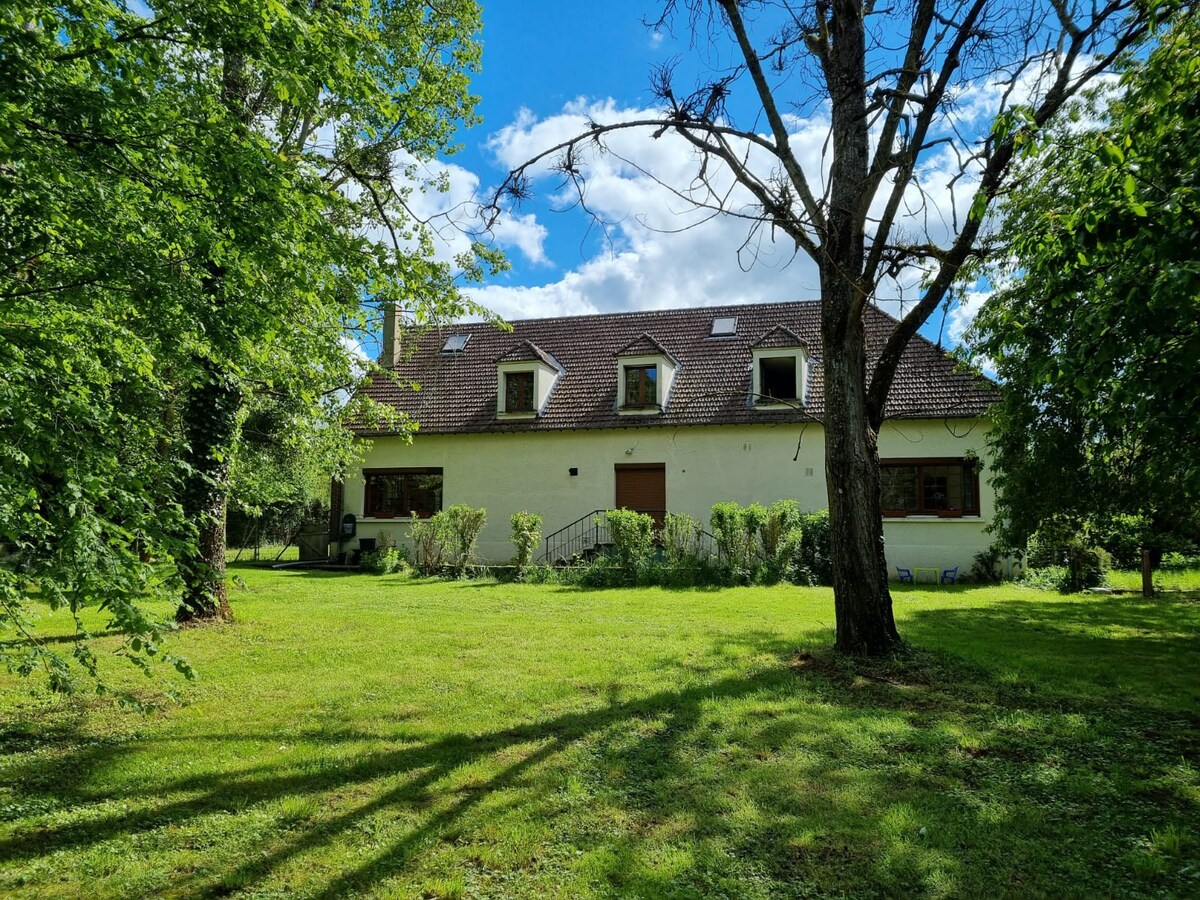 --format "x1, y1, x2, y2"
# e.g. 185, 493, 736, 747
752, 324, 808, 349
496, 339, 558, 368
614, 332, 674, 359
356, 300, 997, 435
